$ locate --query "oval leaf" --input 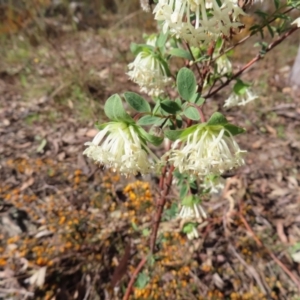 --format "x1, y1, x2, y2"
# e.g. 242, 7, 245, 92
137, 115, 162, 126
183, 106, 200, 121
161, 100, 181, 114
137, 127, 163, 146
207, 112, 228, 126
156, 32, 168, 48
233, 79, 250, 95
104, 94, 133, 122
177, 67, 197, 101
169, 48, 193, 60
190, 93, 205, 105
164, 129, 184, 141
224, 124, 245, 136
124, 92, 151, 113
